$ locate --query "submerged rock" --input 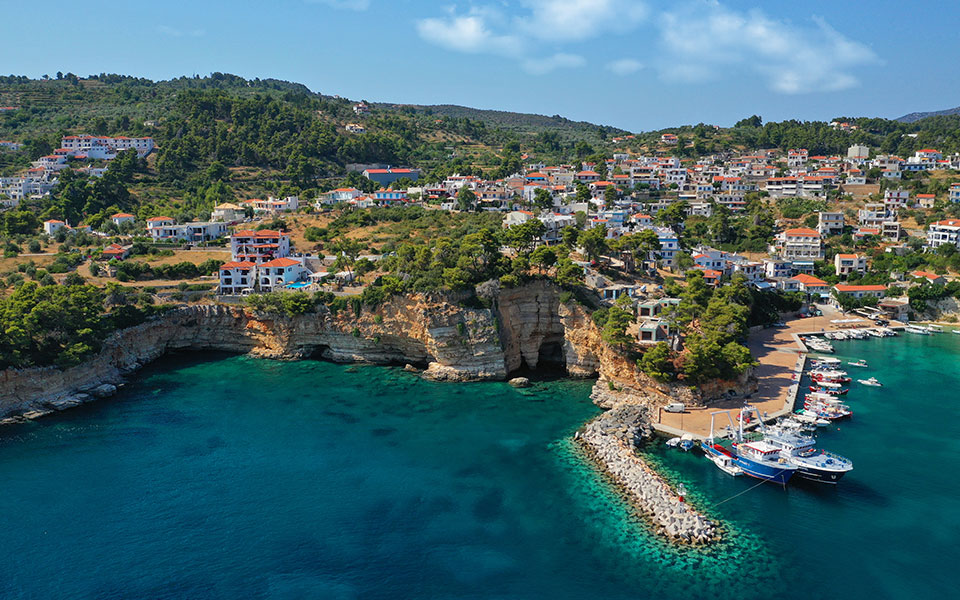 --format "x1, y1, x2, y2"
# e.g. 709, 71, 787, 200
508, 377, 531, 388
